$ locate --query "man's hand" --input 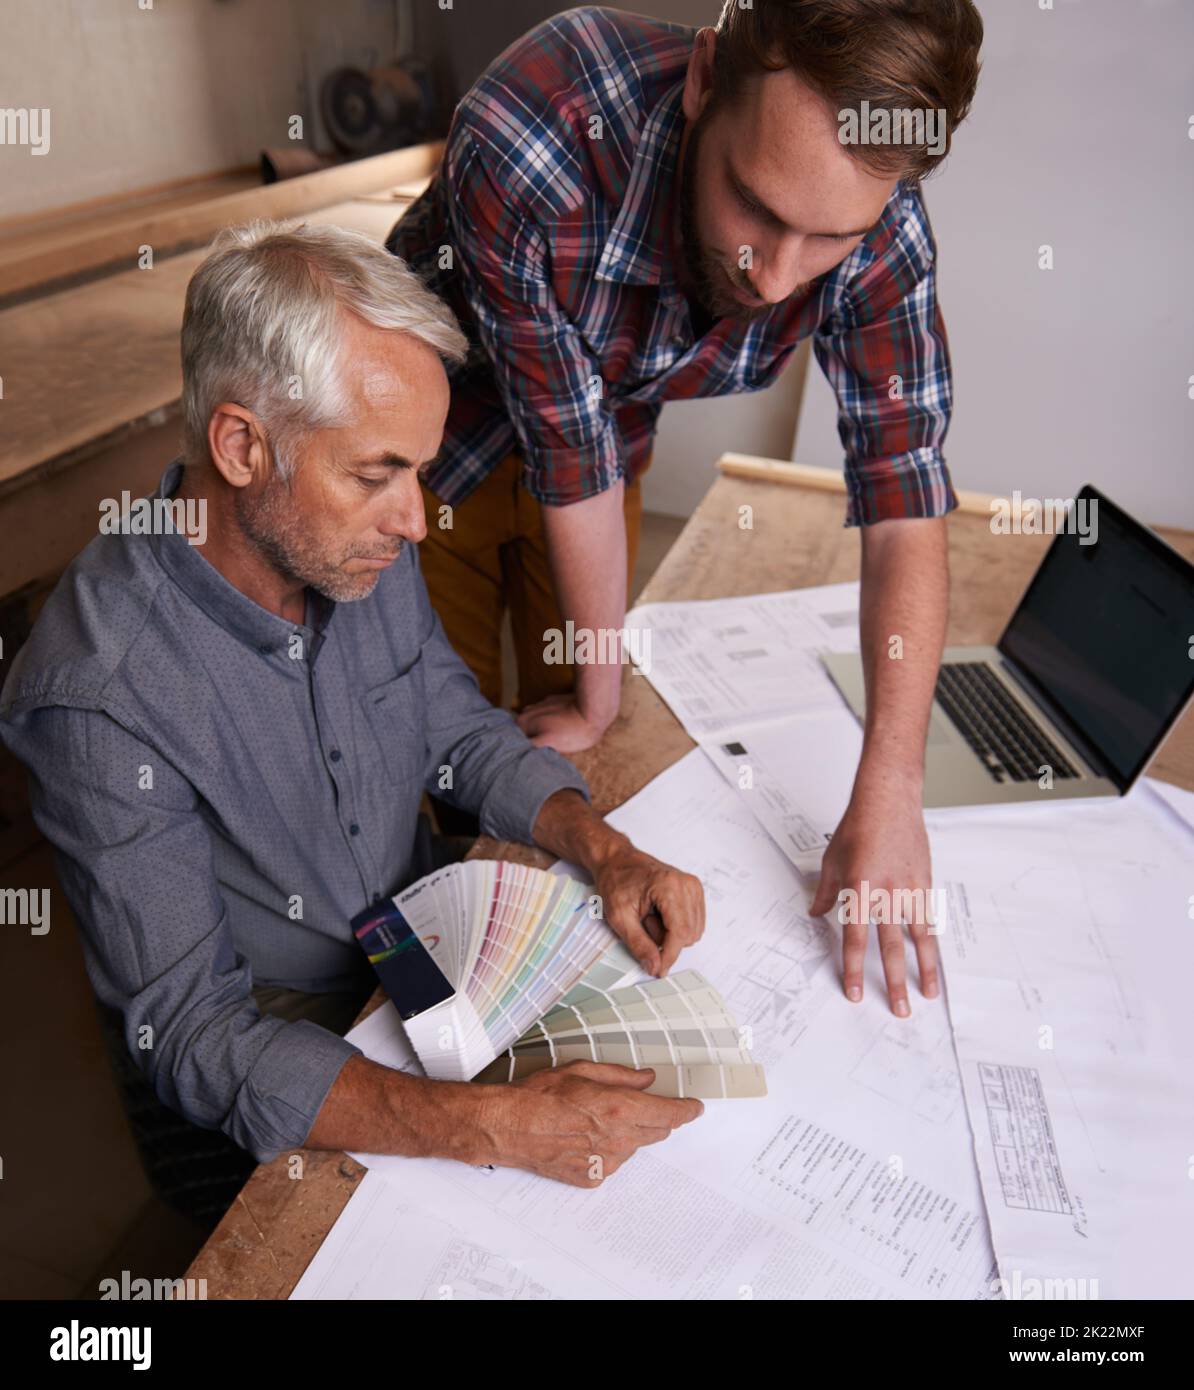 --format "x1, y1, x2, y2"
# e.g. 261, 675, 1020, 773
306, 1055, 702, 1184
809, 786, 940, 1016
516, 693, 610, 752
588, 835, 705, 977
474, 1060, 703, 1185
532, 789, 705, 976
